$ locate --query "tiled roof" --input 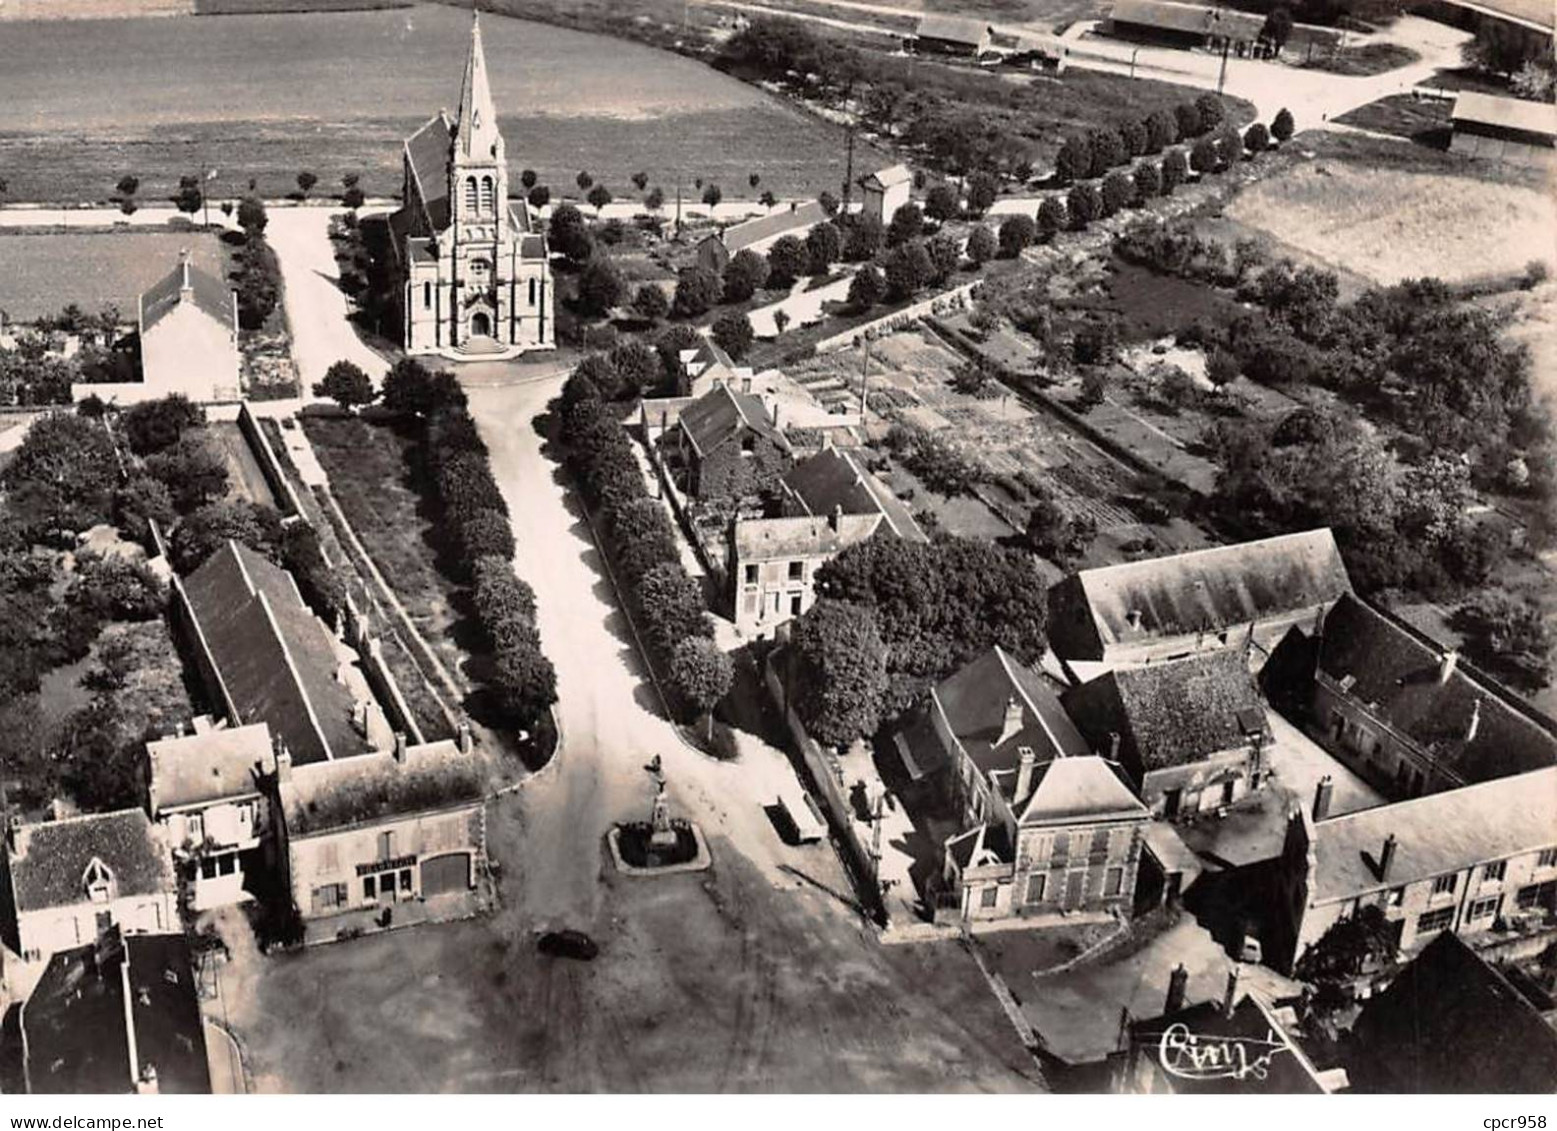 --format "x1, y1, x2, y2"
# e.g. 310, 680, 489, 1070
779, 447, 927, 543
863, 164, 912, 190
1307, 766, 1557, 903
146, 723, 272, 813
1451, 91, 1557, 138
182, 542, 372, 766
1349, 932, 1557, 1093
23, 932, 210, 1095
1062, 650, 1271, 772
915, 14, 993, 42
1109, 0, 1265, 35
139, 257, 232, 334
733, 512, 881, 561
1050, 528, 1351, 657
9, 810, 174, 914
1017, 755, 1149, 826
718, 201, 828, 255
404, 113, 454, 234
1317, 595, 1557, 786
946, 821, 1013, 869
678, 381, 786, 459
280, 740, 483, 837
1440, 0, 1551, 32
931, 646, 1092, 779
